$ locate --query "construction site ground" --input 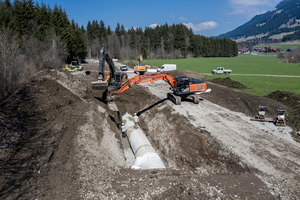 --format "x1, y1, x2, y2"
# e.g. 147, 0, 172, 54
1, 59, 300, 199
